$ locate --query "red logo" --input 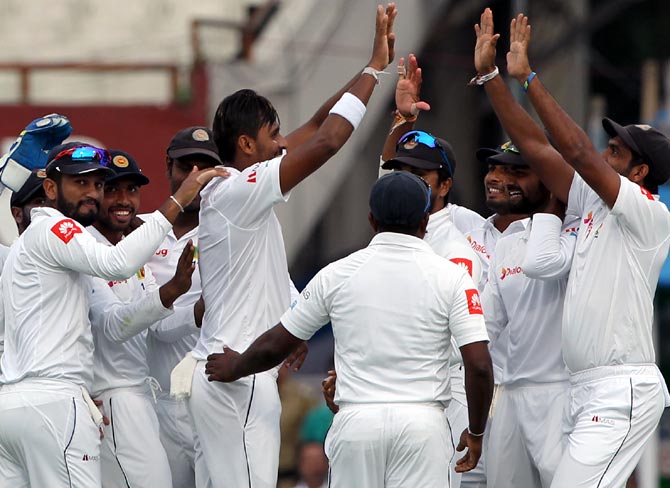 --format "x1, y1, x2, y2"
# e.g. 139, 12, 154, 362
450, 258, 474, 277
640, 186, 654, 200
465, 289, 483, 315
50, 219, 82, 244
247, 170, 257, 183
